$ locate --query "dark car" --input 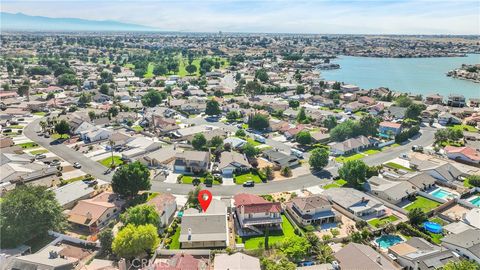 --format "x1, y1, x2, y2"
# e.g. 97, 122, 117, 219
243, 180, 255, 187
